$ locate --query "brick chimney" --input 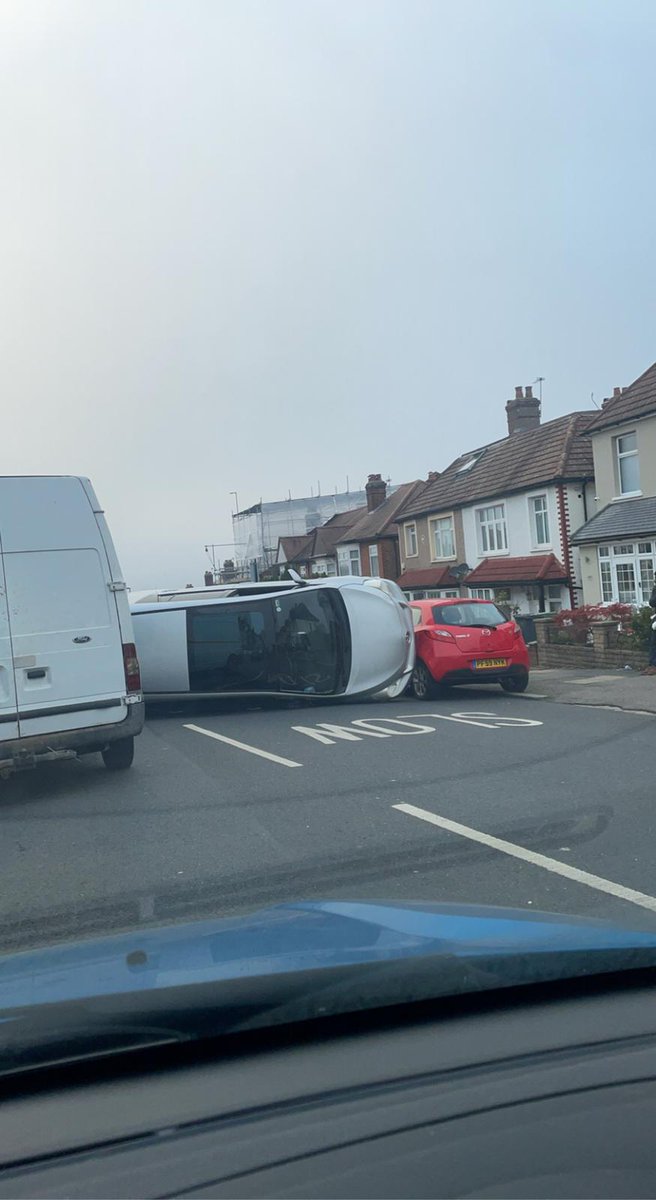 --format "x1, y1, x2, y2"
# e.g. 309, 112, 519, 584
365, 473, 387, 512
506, 384, 541, 436
427, 470, 440, 483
